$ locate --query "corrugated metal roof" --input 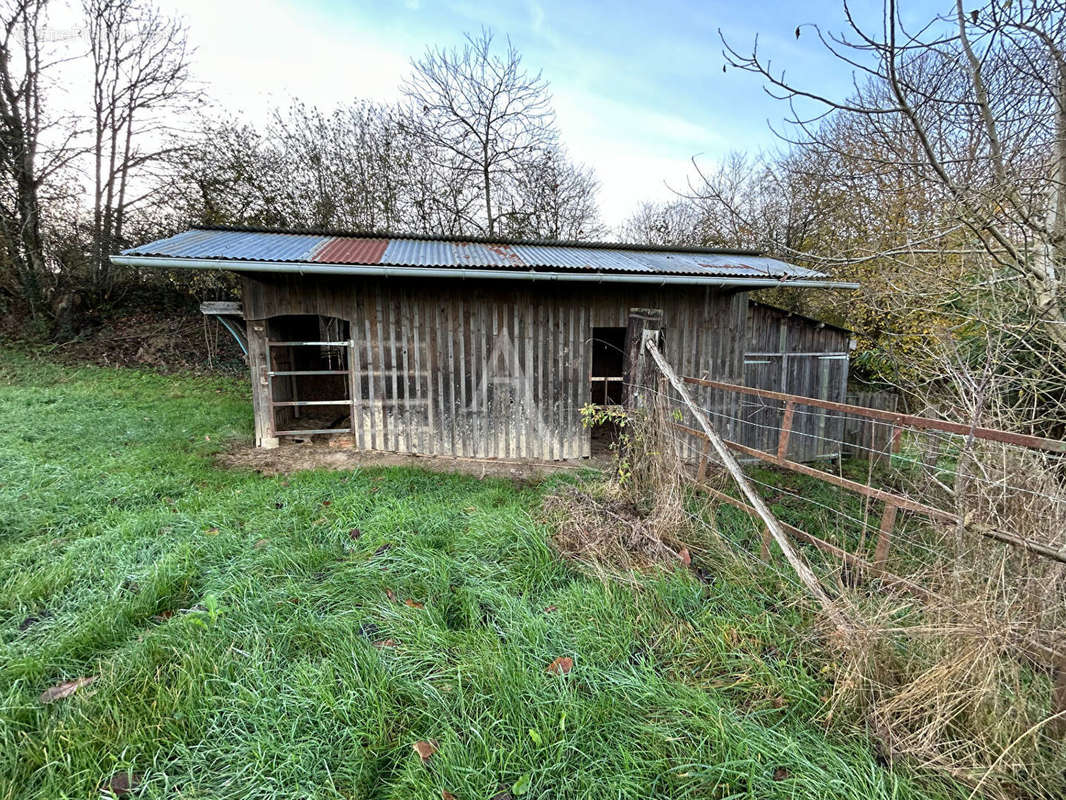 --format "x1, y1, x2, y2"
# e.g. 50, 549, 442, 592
121, 226, 828, 280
